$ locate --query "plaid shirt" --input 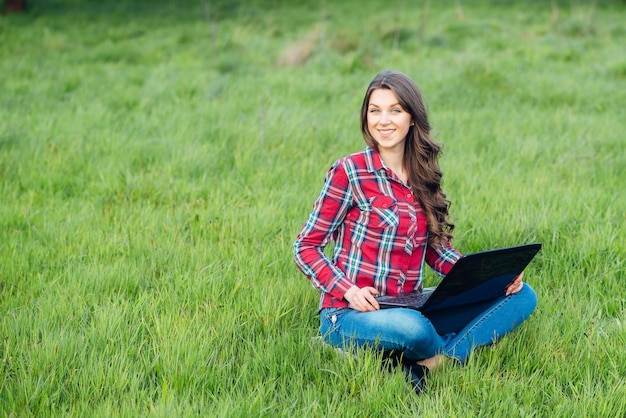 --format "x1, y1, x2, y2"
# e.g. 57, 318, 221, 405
294, 147, 462, 310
